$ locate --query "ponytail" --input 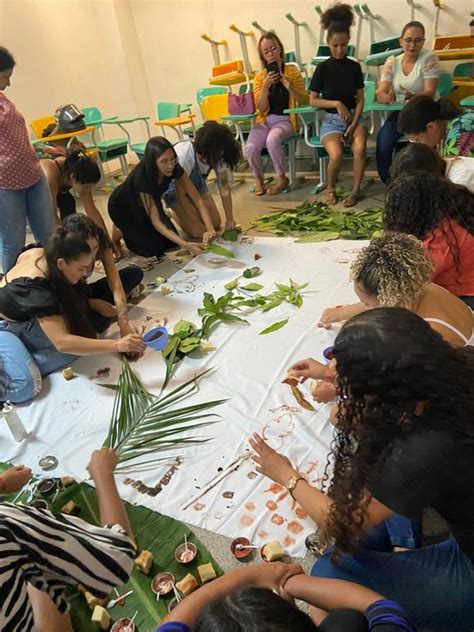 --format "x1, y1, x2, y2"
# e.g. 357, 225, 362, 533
321, 3, 354, 38
64, 148, 101, 185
